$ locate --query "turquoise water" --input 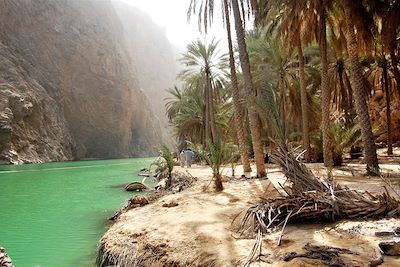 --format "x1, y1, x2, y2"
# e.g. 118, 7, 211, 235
0, 158, 154, 267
